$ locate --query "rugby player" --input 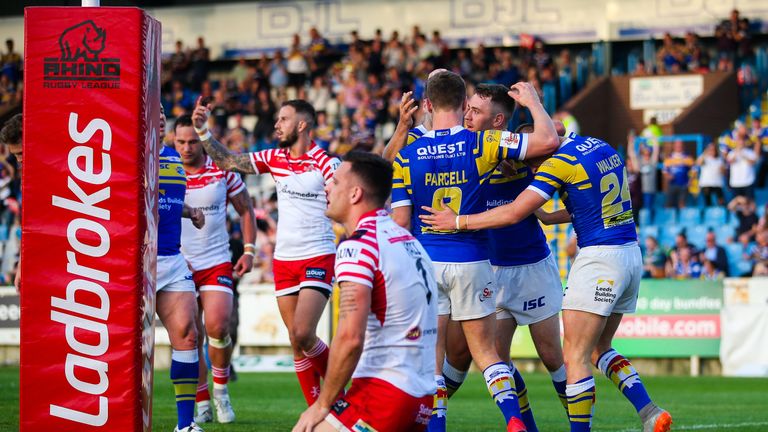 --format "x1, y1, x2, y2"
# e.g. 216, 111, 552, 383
391, 71, 559, 432
293, 151, 436, 432
157, 107, 208, 432
192, 97, 340, 406
173, 114, 256, 424
0, 113, 21, 290
436, 85, 568, 432
420, 132, 672, 432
